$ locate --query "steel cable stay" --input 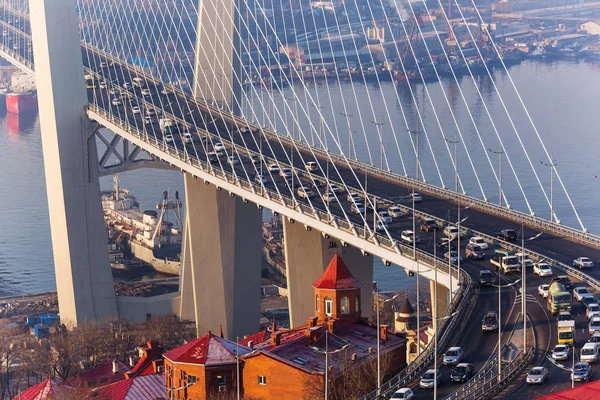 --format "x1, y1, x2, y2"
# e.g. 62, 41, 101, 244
465, 0, 585, 230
